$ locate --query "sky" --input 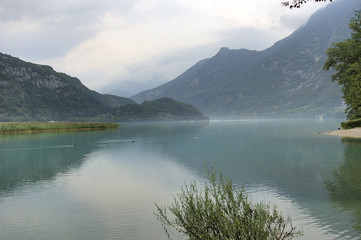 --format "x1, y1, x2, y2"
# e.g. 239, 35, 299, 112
0, 0, 331, 97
